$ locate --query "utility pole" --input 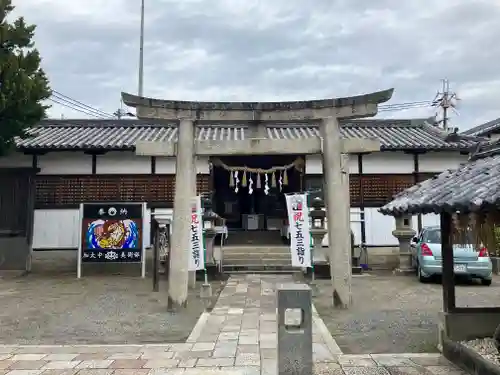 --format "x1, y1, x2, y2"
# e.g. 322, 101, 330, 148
113, 108, 135, 119
138, 0, 145, 97
432, 79, 459, 131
